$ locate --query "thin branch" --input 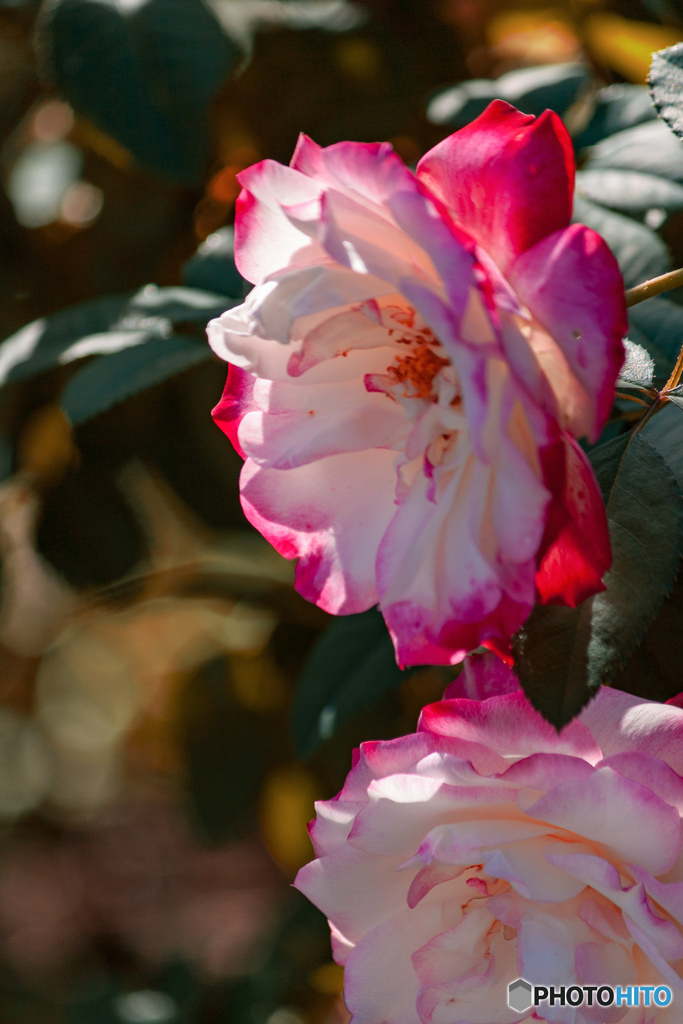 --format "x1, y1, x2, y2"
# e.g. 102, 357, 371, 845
633, 396, 664, 434
615, 392, 651, 408
664, 340, 683, 393
625, 267, 683, 307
